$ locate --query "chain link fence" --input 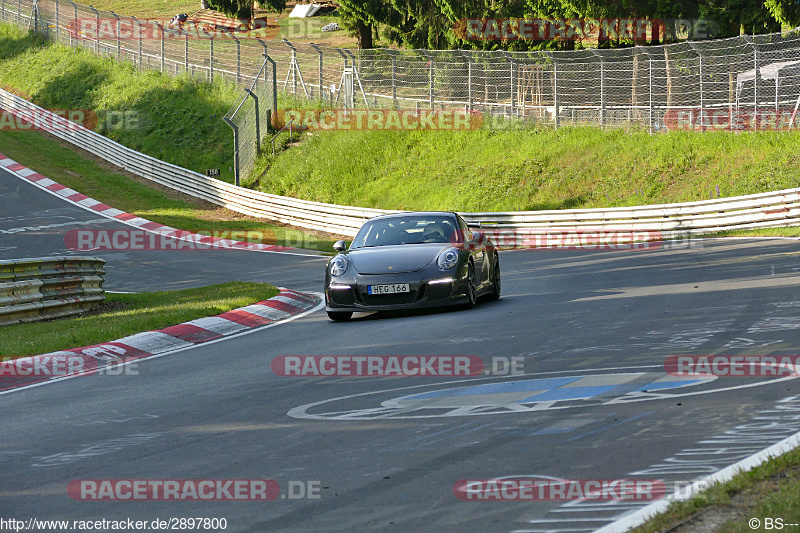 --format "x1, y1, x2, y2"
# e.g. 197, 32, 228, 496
3, 0, 800, 148
223, 56, 276, 184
